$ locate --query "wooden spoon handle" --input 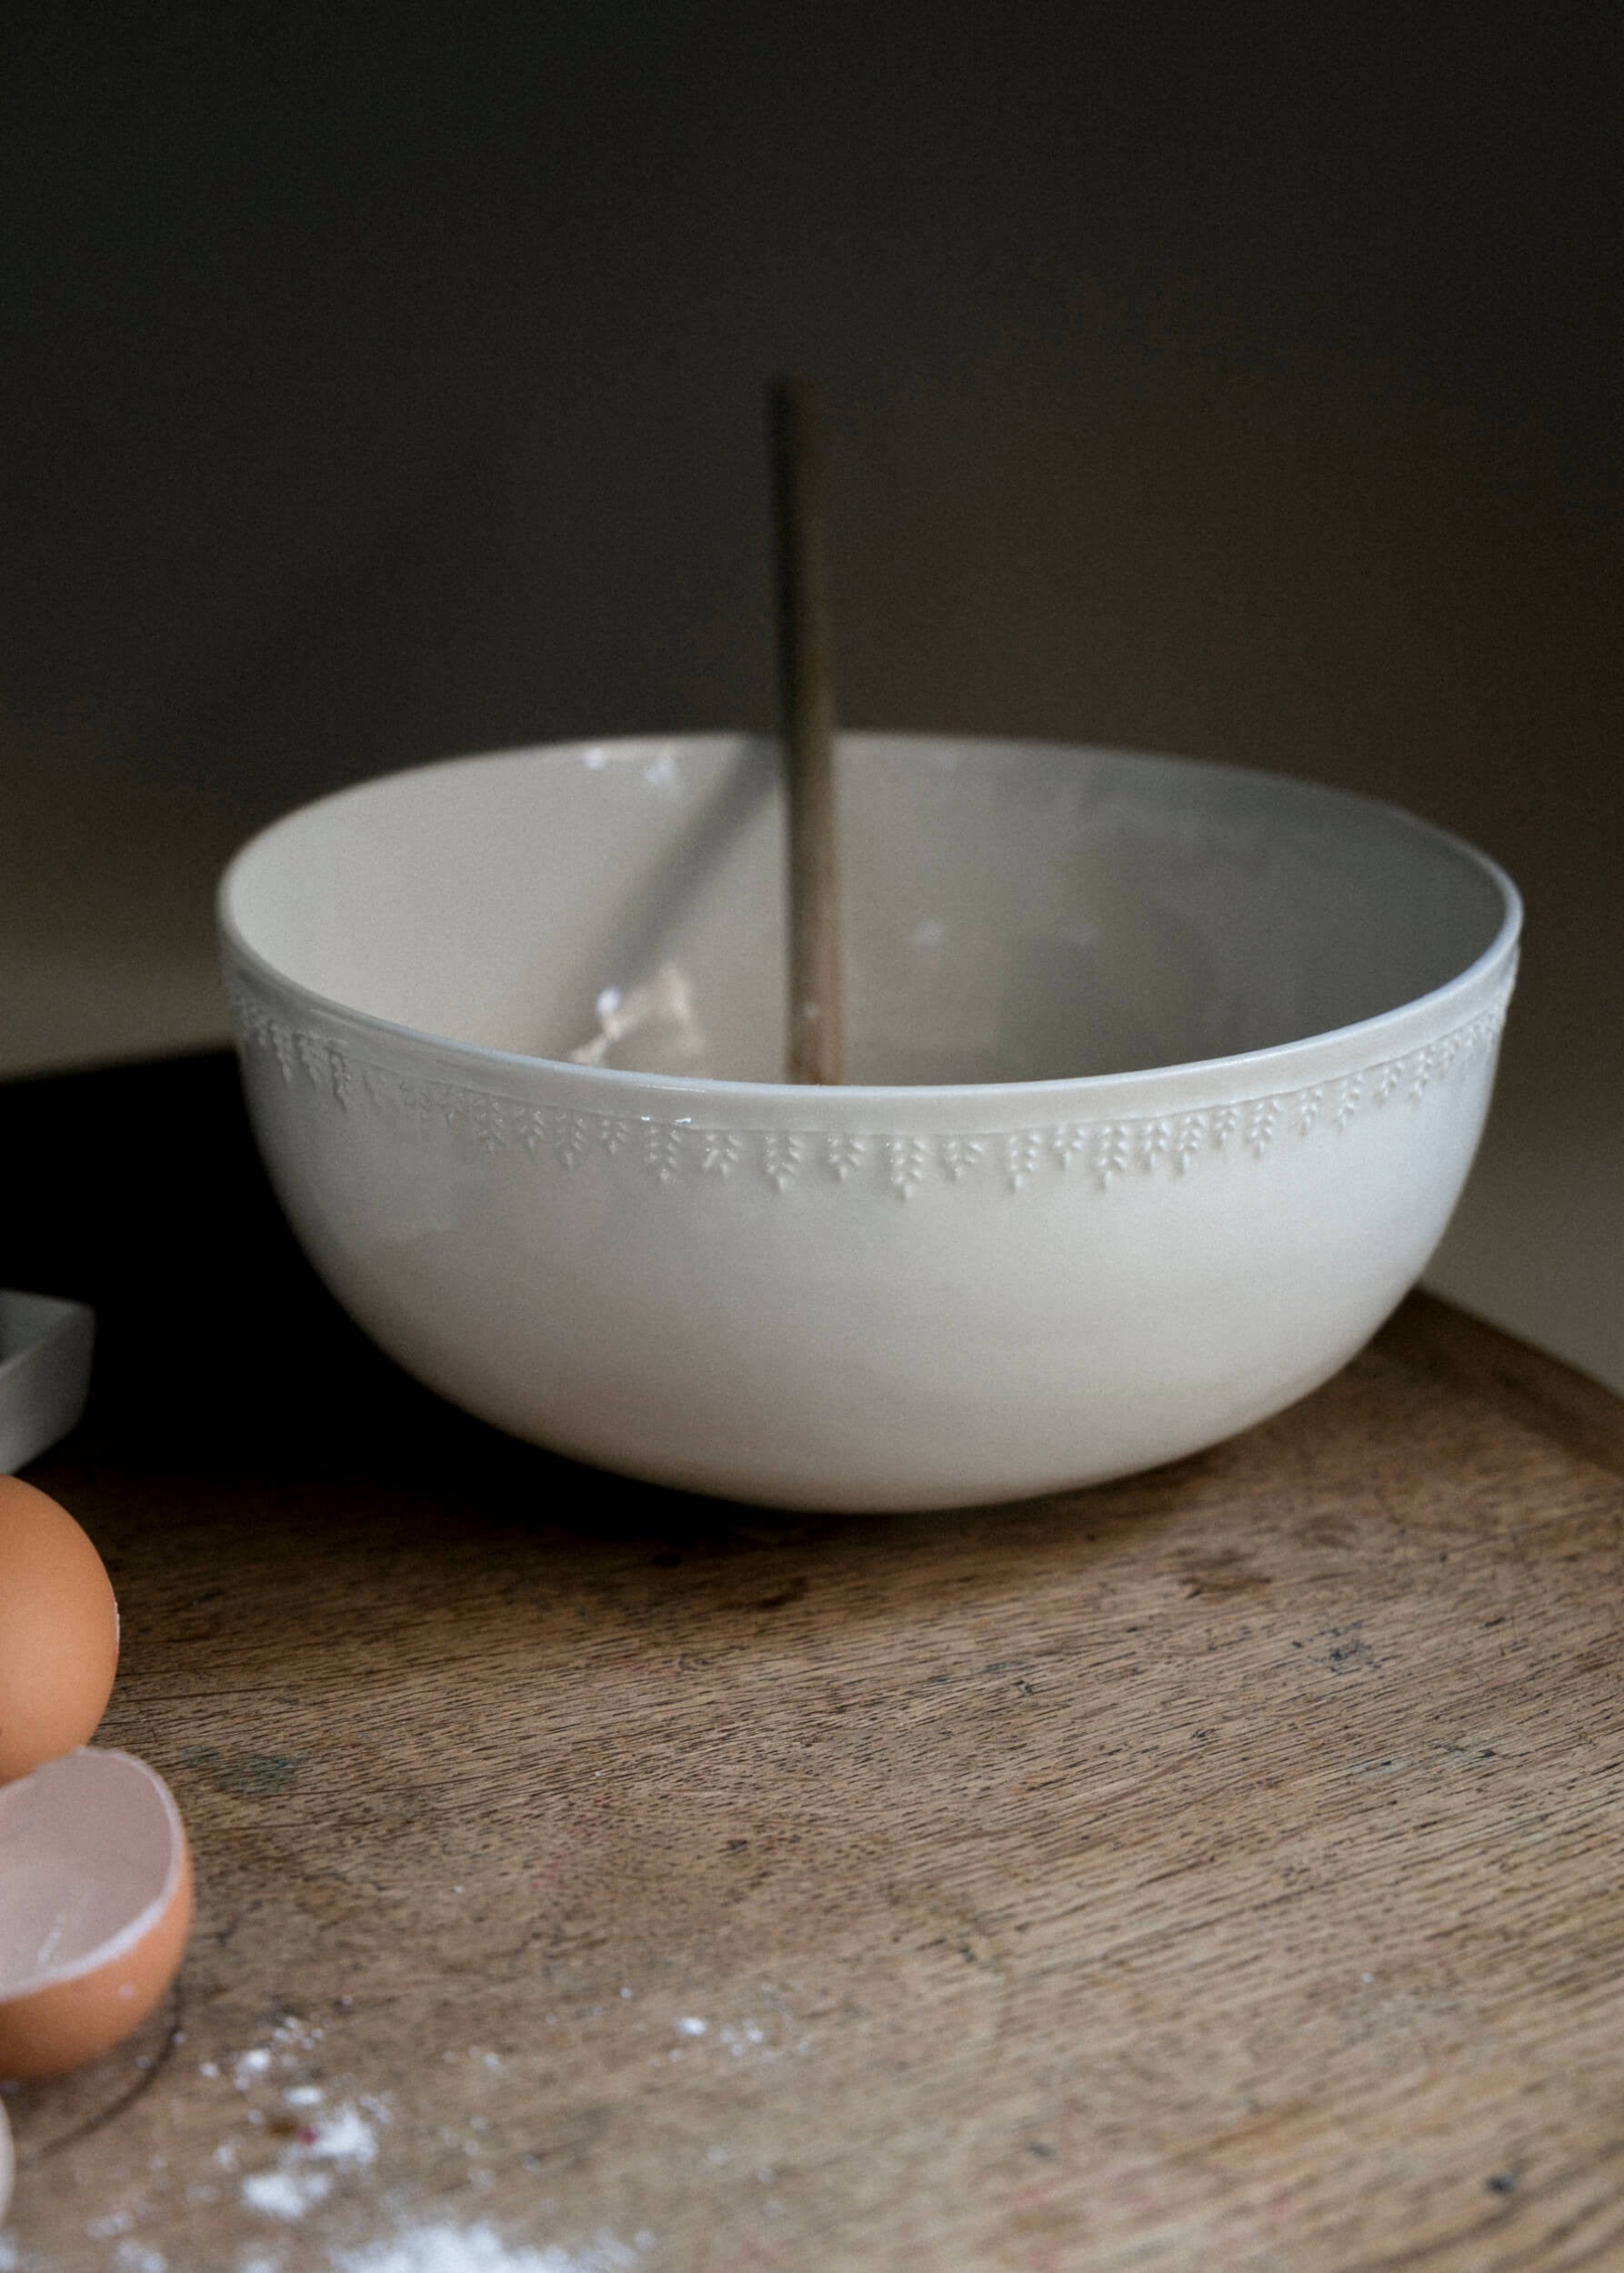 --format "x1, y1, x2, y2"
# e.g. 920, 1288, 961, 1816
771, 376, 843, 1086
